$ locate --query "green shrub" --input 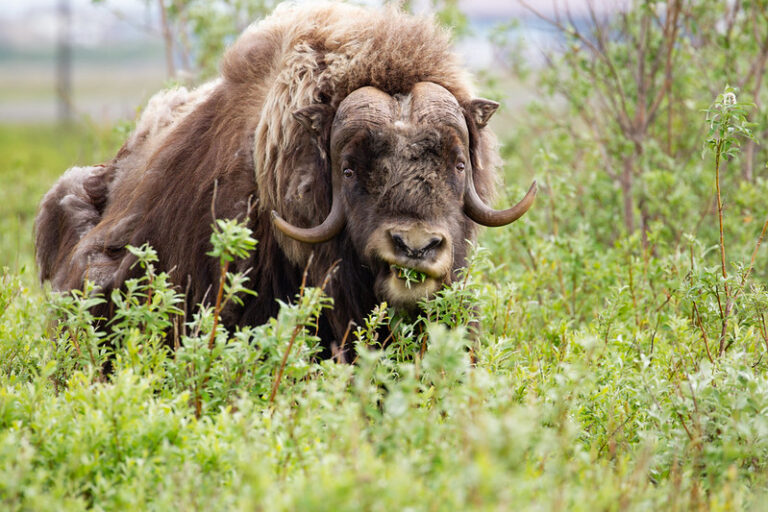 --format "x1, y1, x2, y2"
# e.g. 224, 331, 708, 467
3, 0, 768, 508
